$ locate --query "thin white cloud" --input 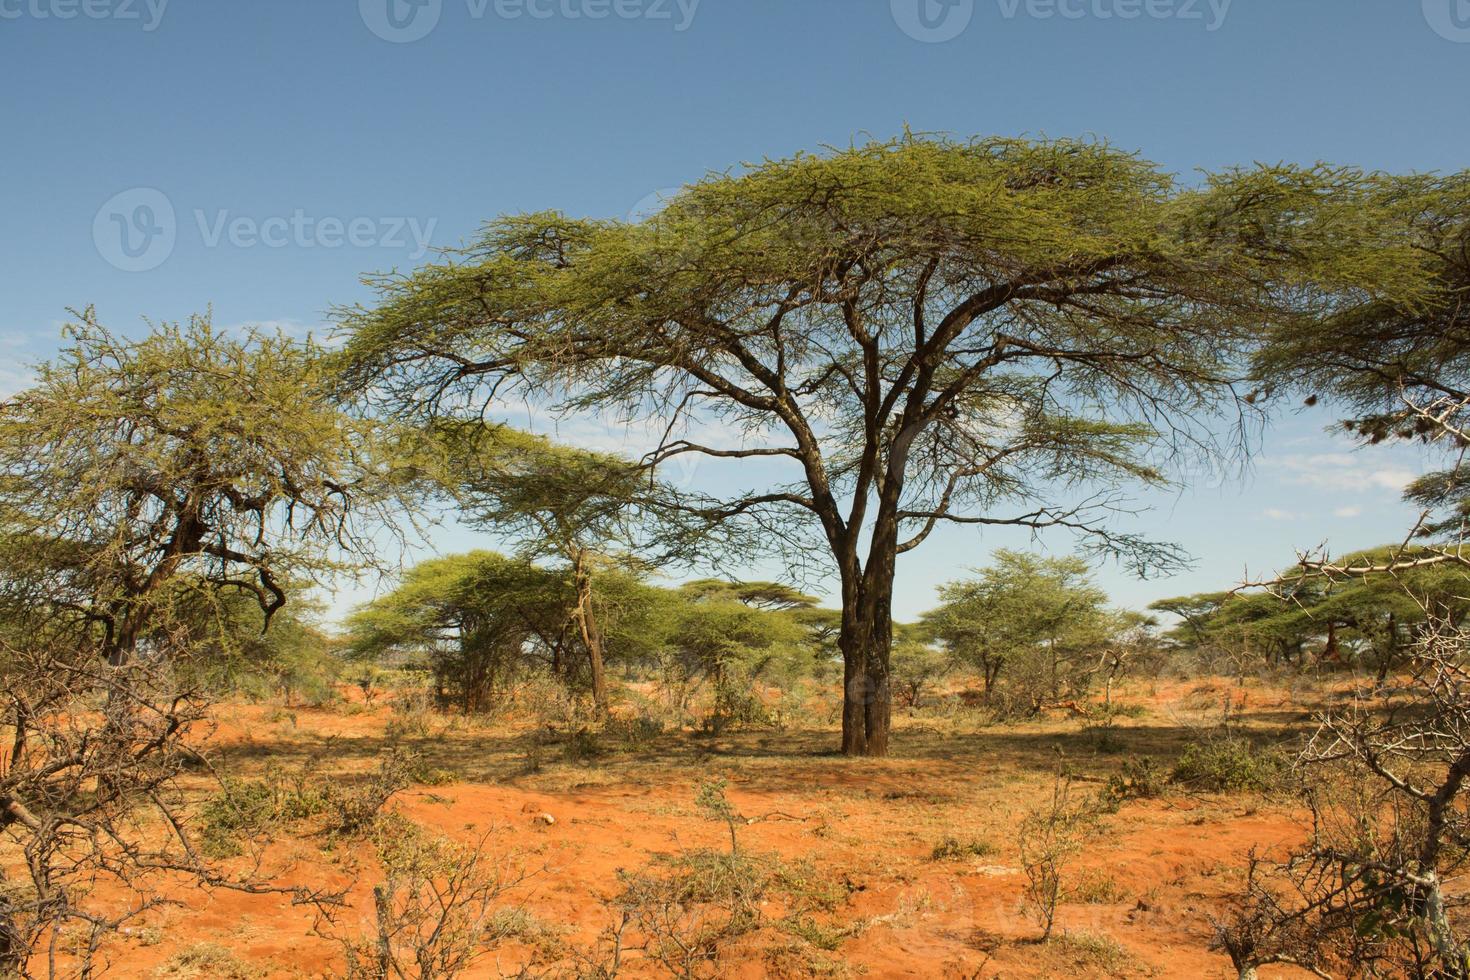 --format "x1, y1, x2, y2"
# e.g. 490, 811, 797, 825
1334, 506, 1363, 518
0, 364, 33, 400
1263, 507, 1296, 520
1264, 452, 1416, 493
